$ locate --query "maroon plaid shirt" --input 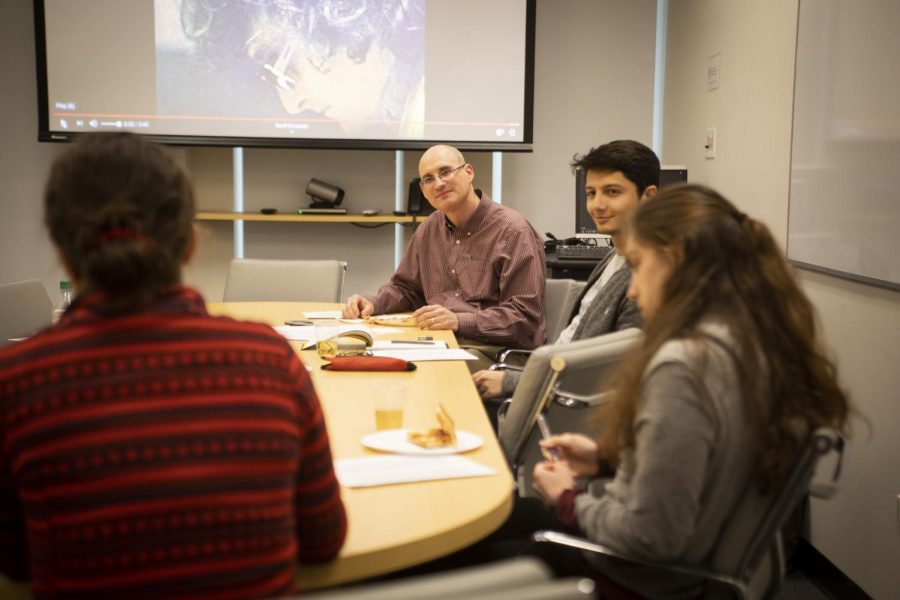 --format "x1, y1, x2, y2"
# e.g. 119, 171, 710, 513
0, 287, 346, 599
371, 191, 547, 349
